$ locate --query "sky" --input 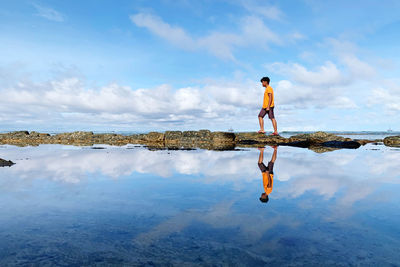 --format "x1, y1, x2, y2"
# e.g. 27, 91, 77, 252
0, 0, 399, 132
